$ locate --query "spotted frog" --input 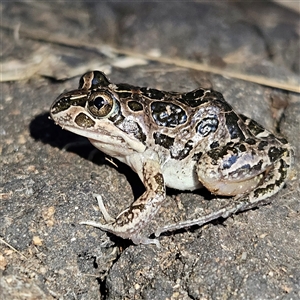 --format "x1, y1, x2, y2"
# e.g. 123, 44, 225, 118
50, 71, 292, 246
